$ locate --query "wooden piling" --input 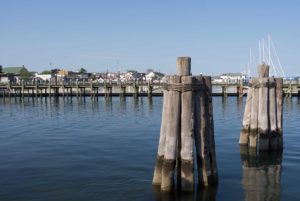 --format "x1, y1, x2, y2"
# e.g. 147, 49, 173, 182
21, 80, 24, 98
257, 77, 269, 151
199, 76, 212, 186
194, 76, 204, 185
275, 78, 283, 148
180, 75, 194, 191
161, 75, 181, 191
90, 82, 93, 97
134, 84, 139, 97
204, 76, 218, 183
154, 57, 217, 192
48, 84, 51, 97
249, 78, 259, 148
240, 64, 283, 152
76, 84, 79, 97
148, 81, 153, 97
153, 76, 170, 186
35, 84, 38, 98
239, 81, 253, 145
269, 77, 278, 149
62, 83, 65, 97
176, 57, 191, 76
